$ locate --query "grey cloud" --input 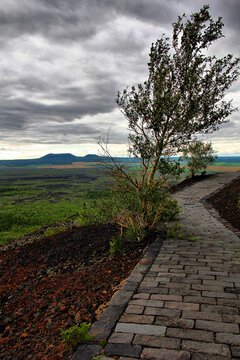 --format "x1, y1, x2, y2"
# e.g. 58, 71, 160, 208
0, 0, 116, 43
0, 0, 239, 150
